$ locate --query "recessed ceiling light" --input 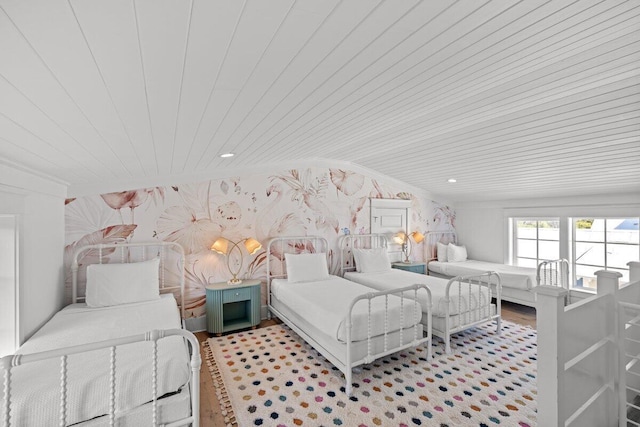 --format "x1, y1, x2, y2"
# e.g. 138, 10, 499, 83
220, 153, 234, 158
447, 178, 457, 183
